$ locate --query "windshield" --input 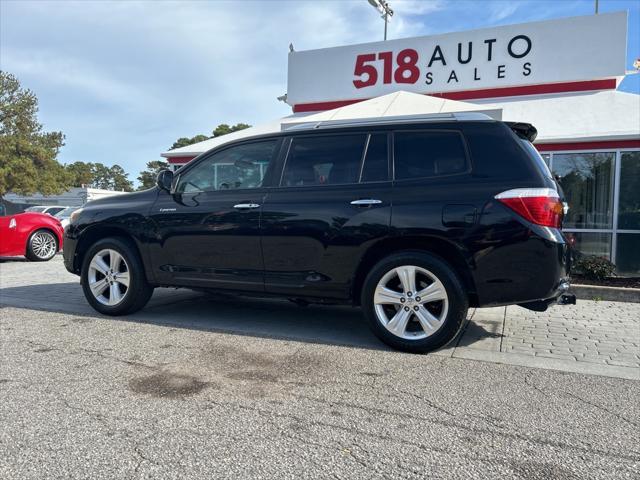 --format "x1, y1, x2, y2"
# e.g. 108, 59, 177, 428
25, 206, 47, 213
519, 139, 553, 179
54, 207, 77, 218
